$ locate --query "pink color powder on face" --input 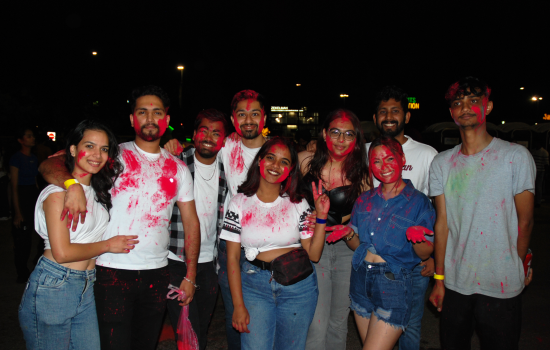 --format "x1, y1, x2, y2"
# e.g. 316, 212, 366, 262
232, 112, 244, 137
157, 115, 168, 137
77, 151, 86, 162
369, 145, 403, 184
